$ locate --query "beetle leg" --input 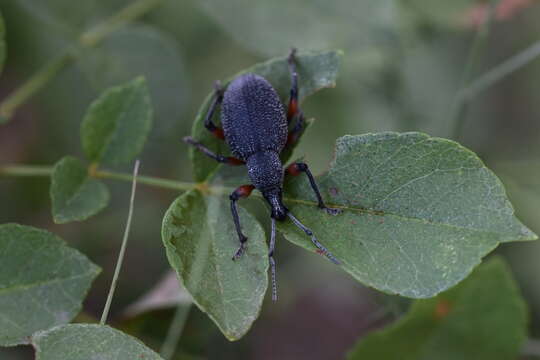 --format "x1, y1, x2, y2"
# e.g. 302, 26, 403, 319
287, 212, 340, 265
204, 81, 226, 140
183, 136, 244, 165
287, 48, 300, 124
230, 184, 255, 260
286, 162, 342, 215
286, 110, 305, 146
269, 217, 278, 302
